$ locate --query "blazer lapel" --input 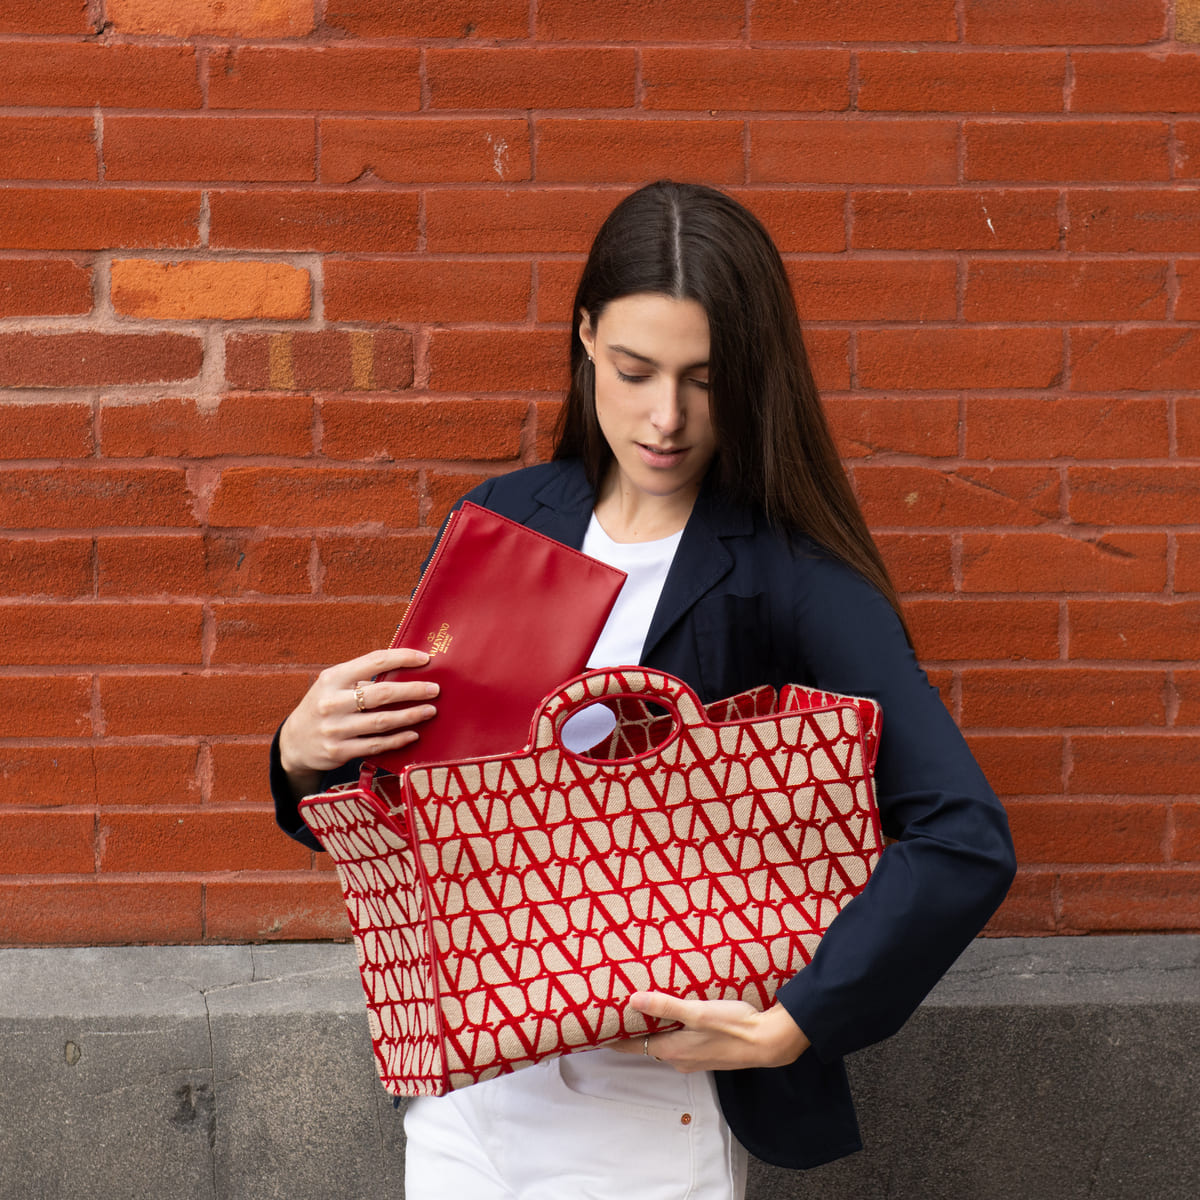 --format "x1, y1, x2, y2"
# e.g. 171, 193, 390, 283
527, 460, 594, 549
